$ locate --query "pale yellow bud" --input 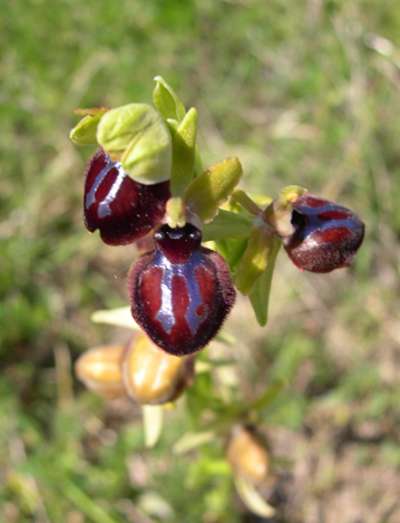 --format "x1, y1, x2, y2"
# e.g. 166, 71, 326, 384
227, 426, 270, 485
122, 334, 194, 405
75, 345, 126, 399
